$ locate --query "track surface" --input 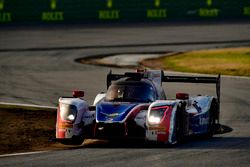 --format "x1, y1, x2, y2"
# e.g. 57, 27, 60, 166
0, 22, 250, 166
